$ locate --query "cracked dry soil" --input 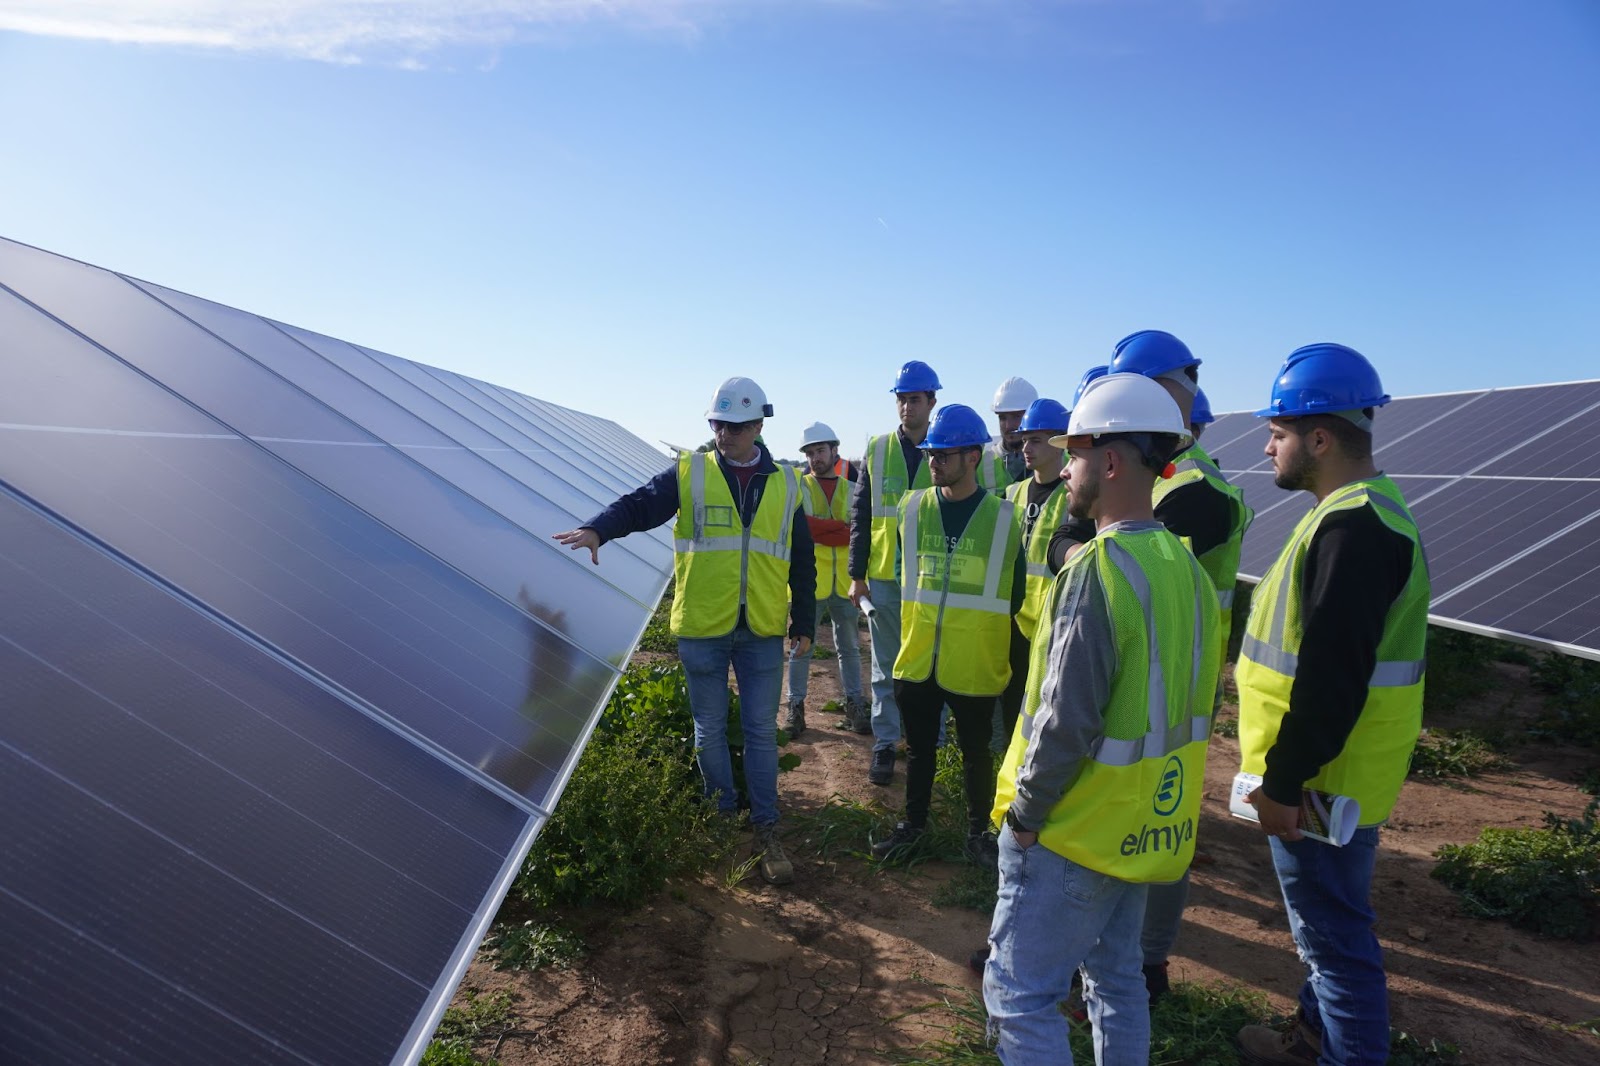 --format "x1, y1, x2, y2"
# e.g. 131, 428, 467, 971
448, 627, 1600, 1065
